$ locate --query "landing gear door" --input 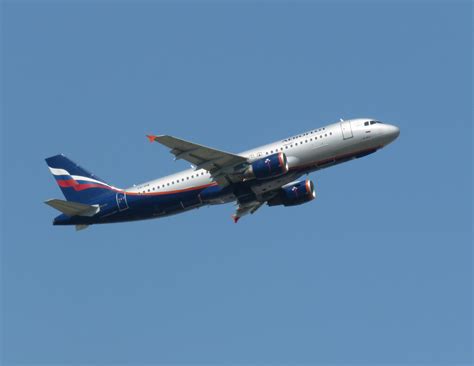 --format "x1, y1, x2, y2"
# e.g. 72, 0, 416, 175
340, 121, 353, 139
116, 192, 129, 211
